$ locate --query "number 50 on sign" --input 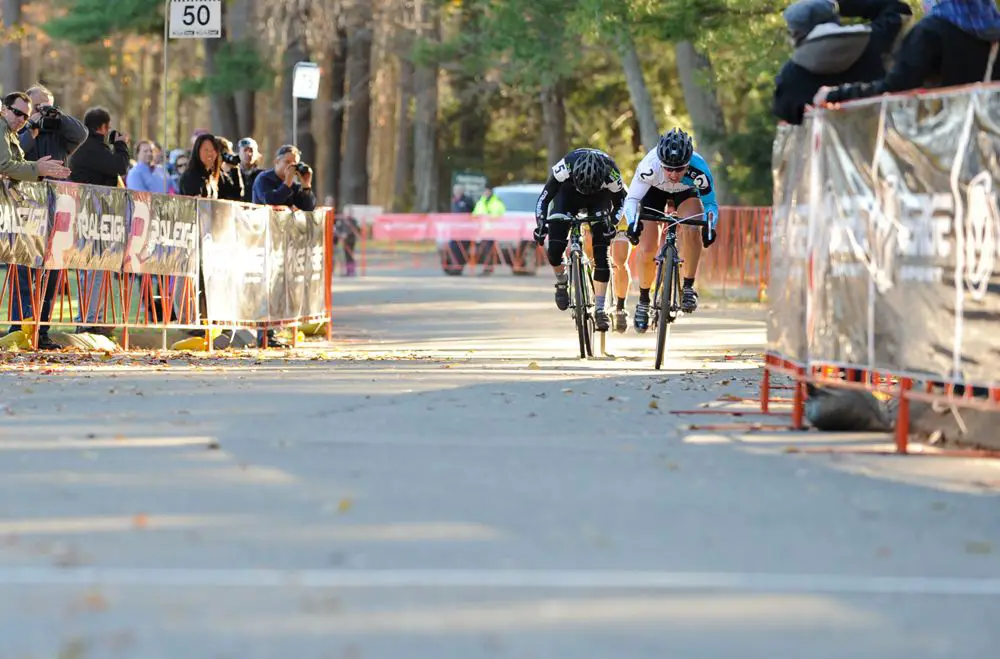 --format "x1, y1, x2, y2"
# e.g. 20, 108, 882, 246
169, 0, 222, 39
